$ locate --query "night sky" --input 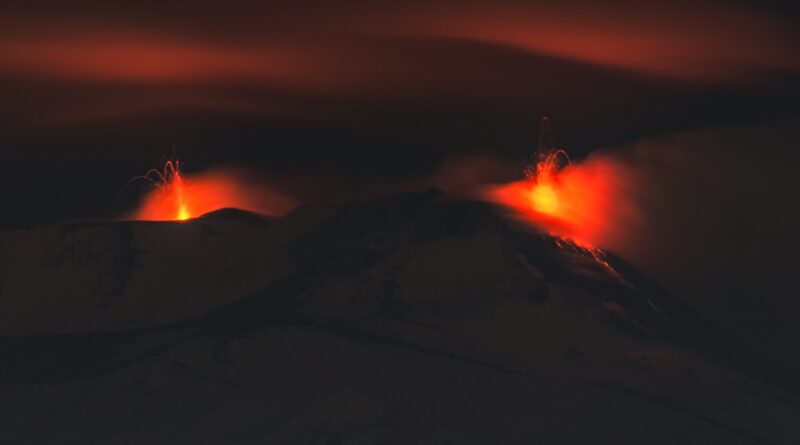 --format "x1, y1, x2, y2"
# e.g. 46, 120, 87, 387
1, 0, 799, 222
1, 0, 800, 372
